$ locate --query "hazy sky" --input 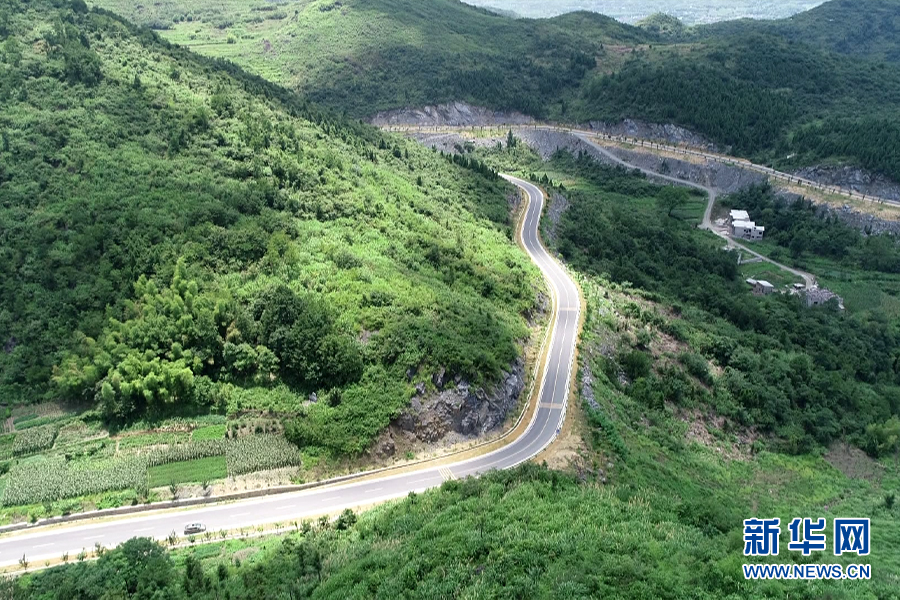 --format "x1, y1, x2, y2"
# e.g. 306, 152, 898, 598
462, 0, 827, 24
